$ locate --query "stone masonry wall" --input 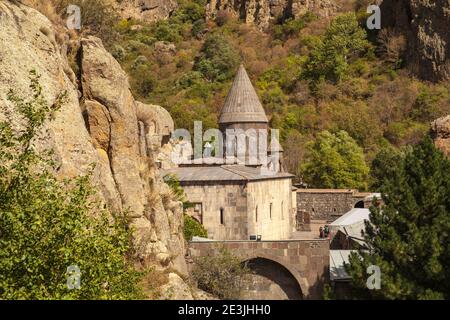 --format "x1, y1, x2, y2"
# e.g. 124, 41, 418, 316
296, 190, 366, 222
183, 177, 293, 241
246, 179, 292, 240
188, 239, 329, 299
182, 183, 248, 240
